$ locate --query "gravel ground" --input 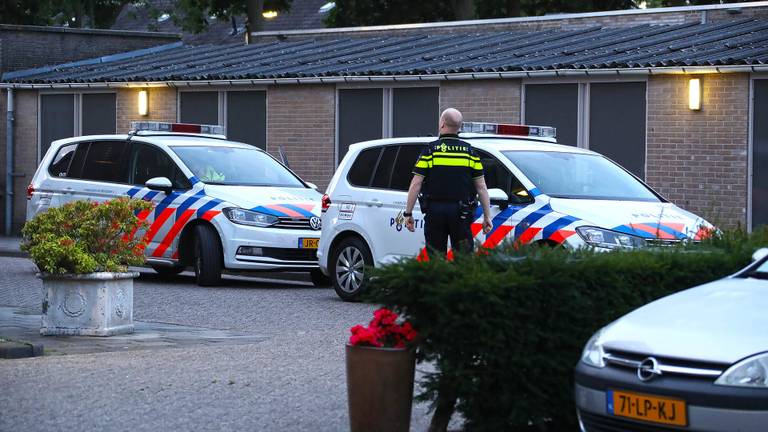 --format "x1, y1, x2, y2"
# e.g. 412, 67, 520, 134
0, 257, 457, 431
